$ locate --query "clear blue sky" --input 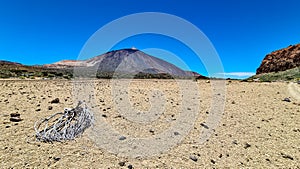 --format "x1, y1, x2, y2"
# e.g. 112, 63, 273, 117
0, 0, 300, 78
